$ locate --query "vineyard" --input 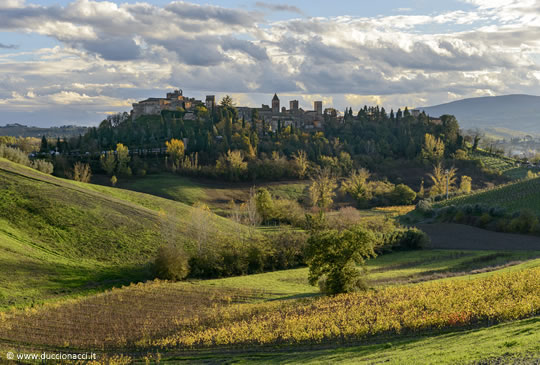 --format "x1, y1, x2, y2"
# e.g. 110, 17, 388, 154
1, 258, 538, 357
152, 266, 540, 349
438, 176, 540, 215
471, 150, 528, 179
